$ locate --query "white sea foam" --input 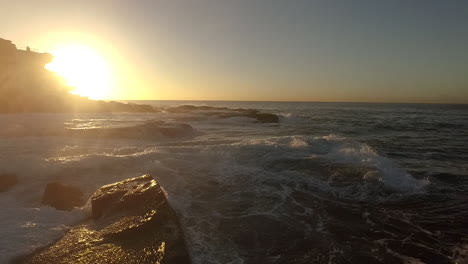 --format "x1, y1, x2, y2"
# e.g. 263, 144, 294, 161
311, 134, 430, 193
235, 134, 429, 196
0, 205, 88, 262
278, 112, 305, 124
